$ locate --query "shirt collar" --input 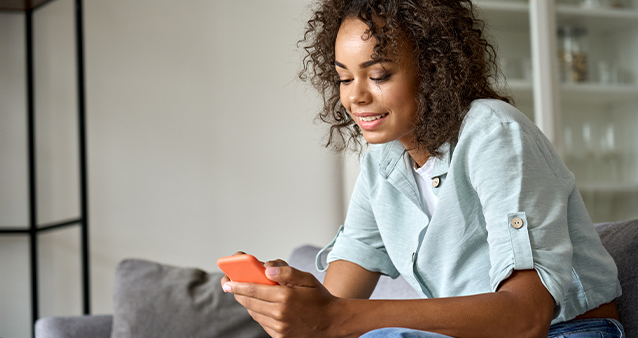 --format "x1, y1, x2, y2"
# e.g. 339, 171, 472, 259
378, 141, 407, 179
379, 141, 454, 179
431, 142, 453, 178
